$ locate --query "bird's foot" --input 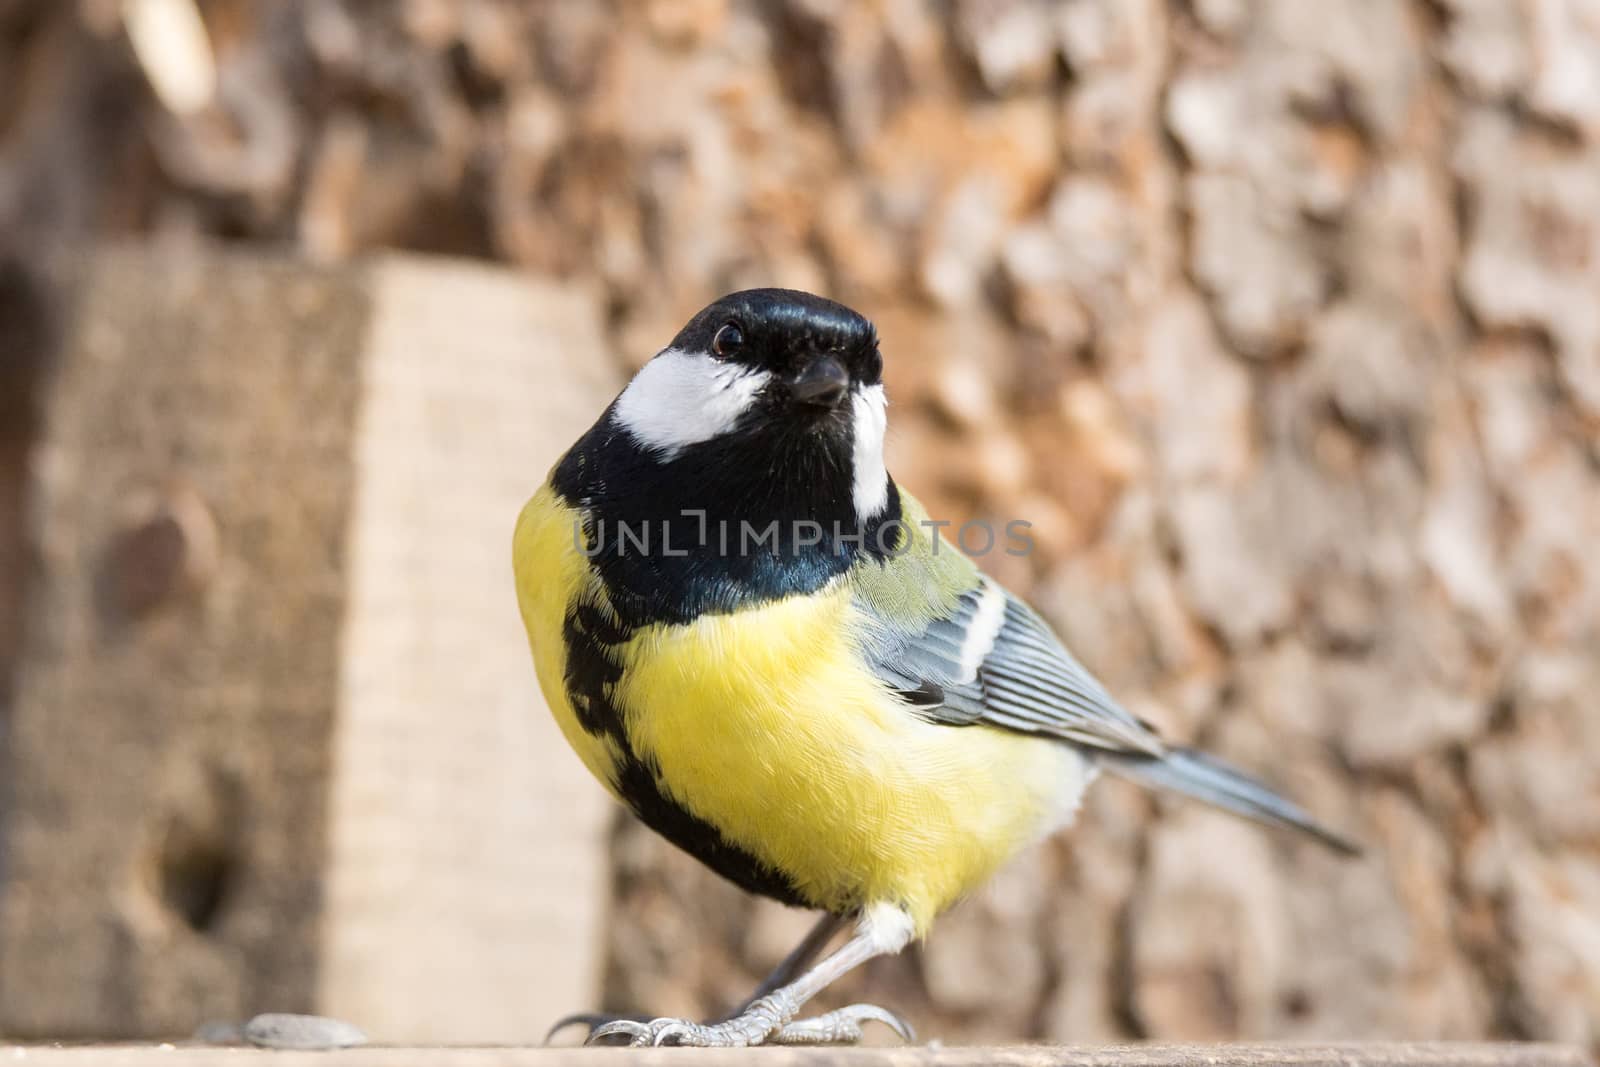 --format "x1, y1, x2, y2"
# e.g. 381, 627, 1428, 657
585, 995, 784, 1048
770, 1004, 915, 1046
585, 995, 913, 1047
